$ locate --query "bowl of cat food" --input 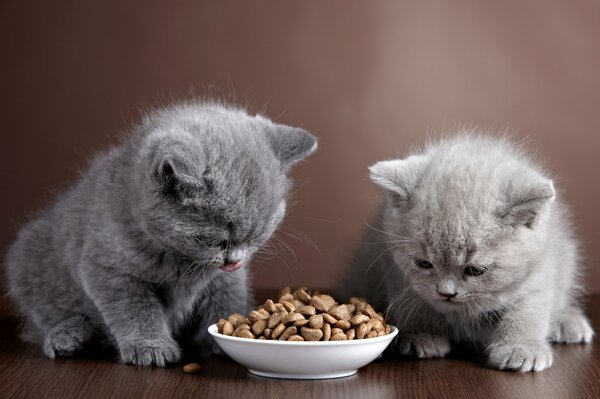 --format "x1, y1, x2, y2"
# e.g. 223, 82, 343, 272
208, 287, 398, 379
